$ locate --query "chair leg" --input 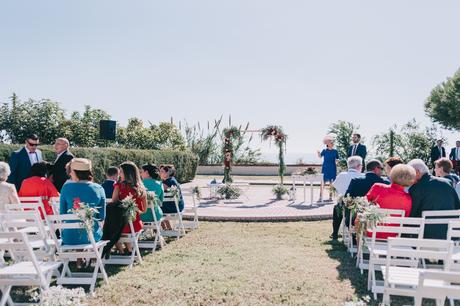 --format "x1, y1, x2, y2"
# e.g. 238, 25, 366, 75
134, 237, 142, 264
383, 293, 390, 306
0, 286, 12, 306
435, 298, 445, 306
414, 296, 422, 306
